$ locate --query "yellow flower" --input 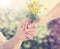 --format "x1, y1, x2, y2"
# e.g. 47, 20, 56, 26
32, 5, 39, 14
32, 9, 38, 14
44, 8, 48, 11
33, 5, 39, 10
31, 0, 37, 5
27, 0, 39, 14
27, 5, 32, 12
